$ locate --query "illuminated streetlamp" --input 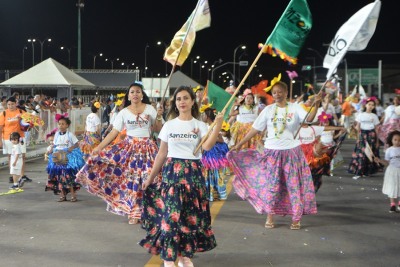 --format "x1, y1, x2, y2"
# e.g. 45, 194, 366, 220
233, 45, 246, 84
60, 46, 72, 68
37, 38, 52, 62
93, 53, 103, 69
27, 39, 36, 66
